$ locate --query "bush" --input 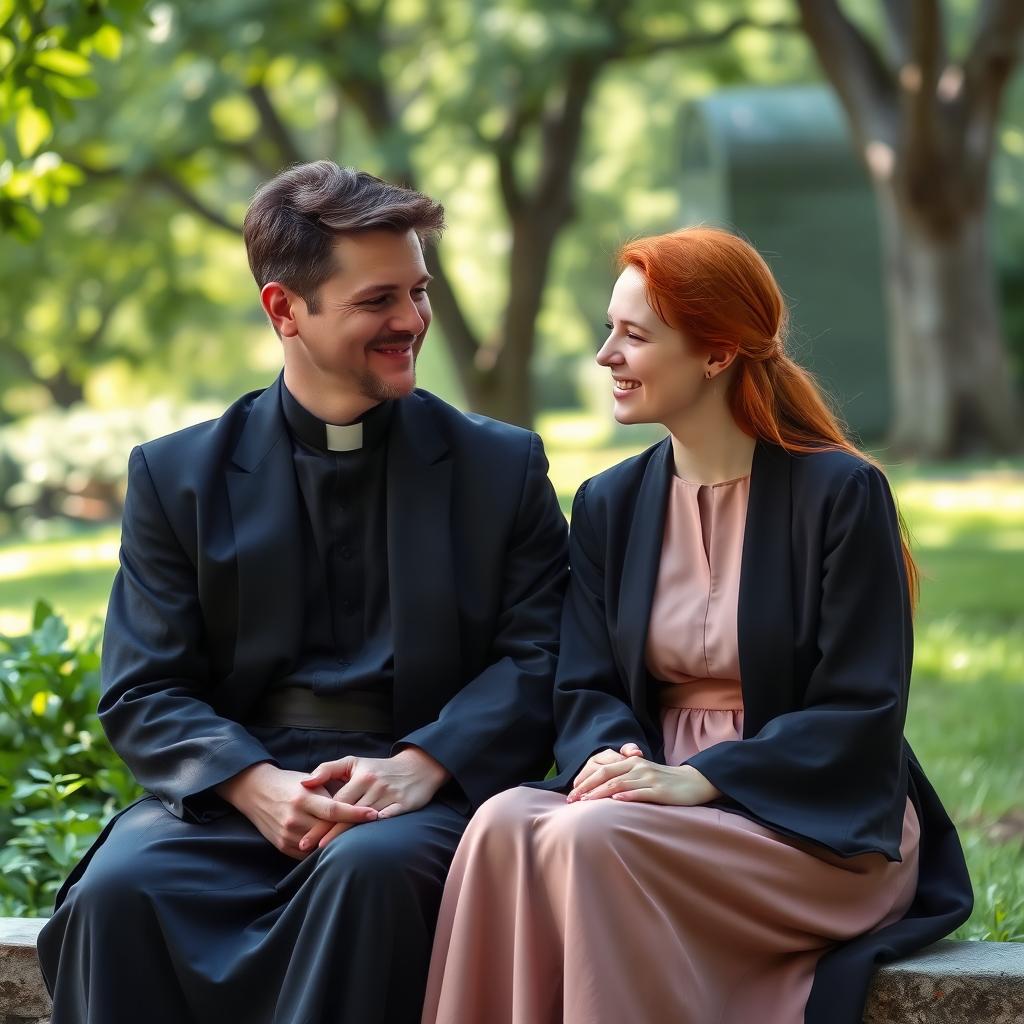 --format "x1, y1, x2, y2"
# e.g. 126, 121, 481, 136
0, 601, 141, 916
